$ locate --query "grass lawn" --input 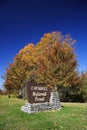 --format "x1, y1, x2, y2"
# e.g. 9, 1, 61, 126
0, 95, 87, 130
